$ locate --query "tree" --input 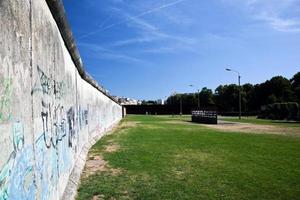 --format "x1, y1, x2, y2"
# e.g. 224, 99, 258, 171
291, 72, 300, 102
165, 71, 300, 114
199, 87, 214, 106
242, 83, 255, 112
268, 76, 295, 102
215, 84, 240, 112
291, 72, 300, 88
253, 76, 296, 107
